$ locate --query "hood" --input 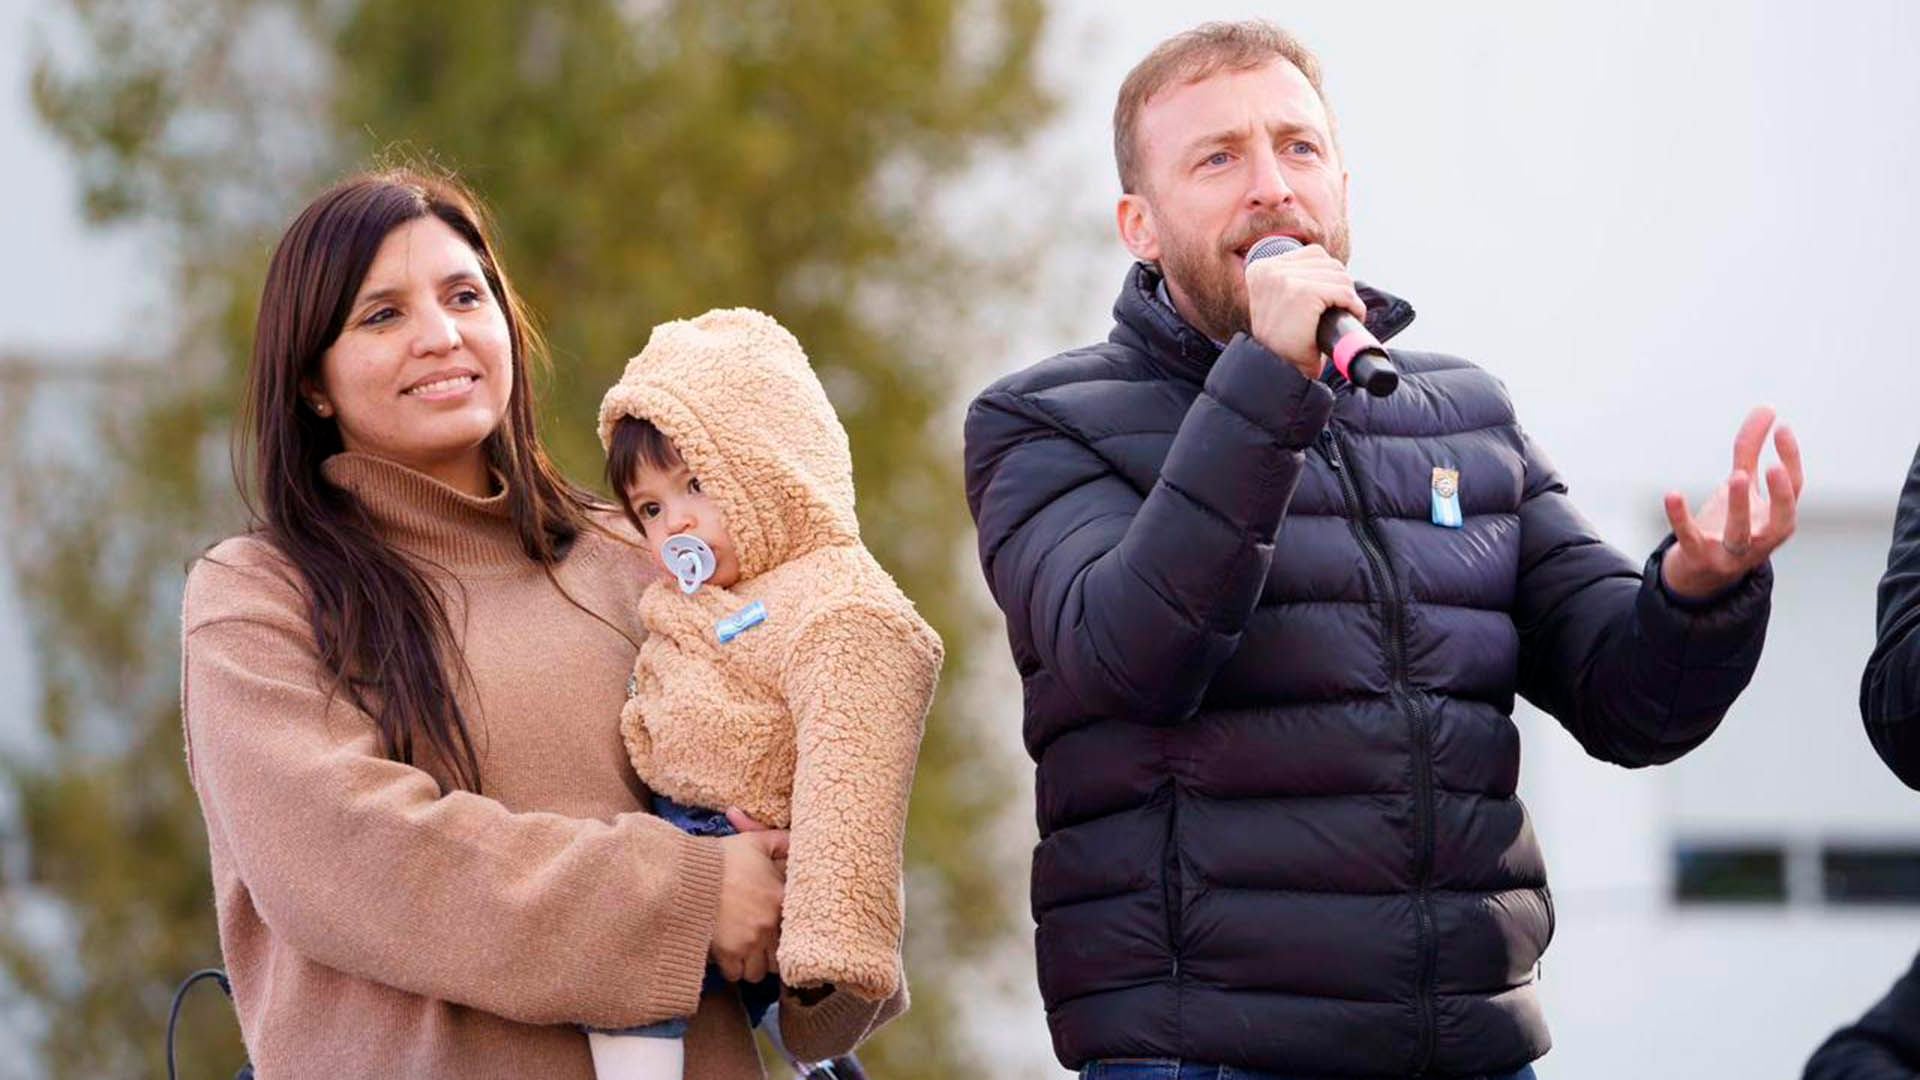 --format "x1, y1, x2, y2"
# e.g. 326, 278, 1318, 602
597, 308, 859, 581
